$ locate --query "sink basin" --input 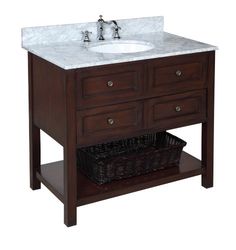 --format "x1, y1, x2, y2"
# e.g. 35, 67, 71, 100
88, 40, 154, 54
